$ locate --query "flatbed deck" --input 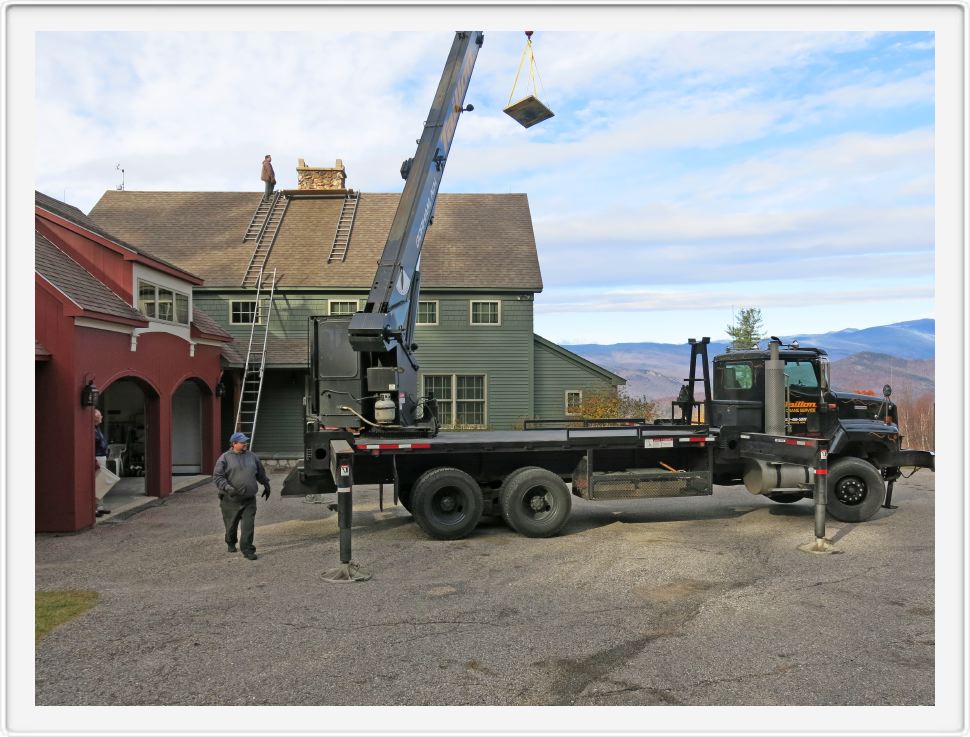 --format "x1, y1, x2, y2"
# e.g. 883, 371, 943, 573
352, 424, 714, 452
